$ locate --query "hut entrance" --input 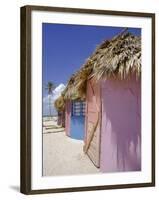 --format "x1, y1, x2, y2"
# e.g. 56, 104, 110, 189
84, 79, 101, 168
70, 101, 86, 140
